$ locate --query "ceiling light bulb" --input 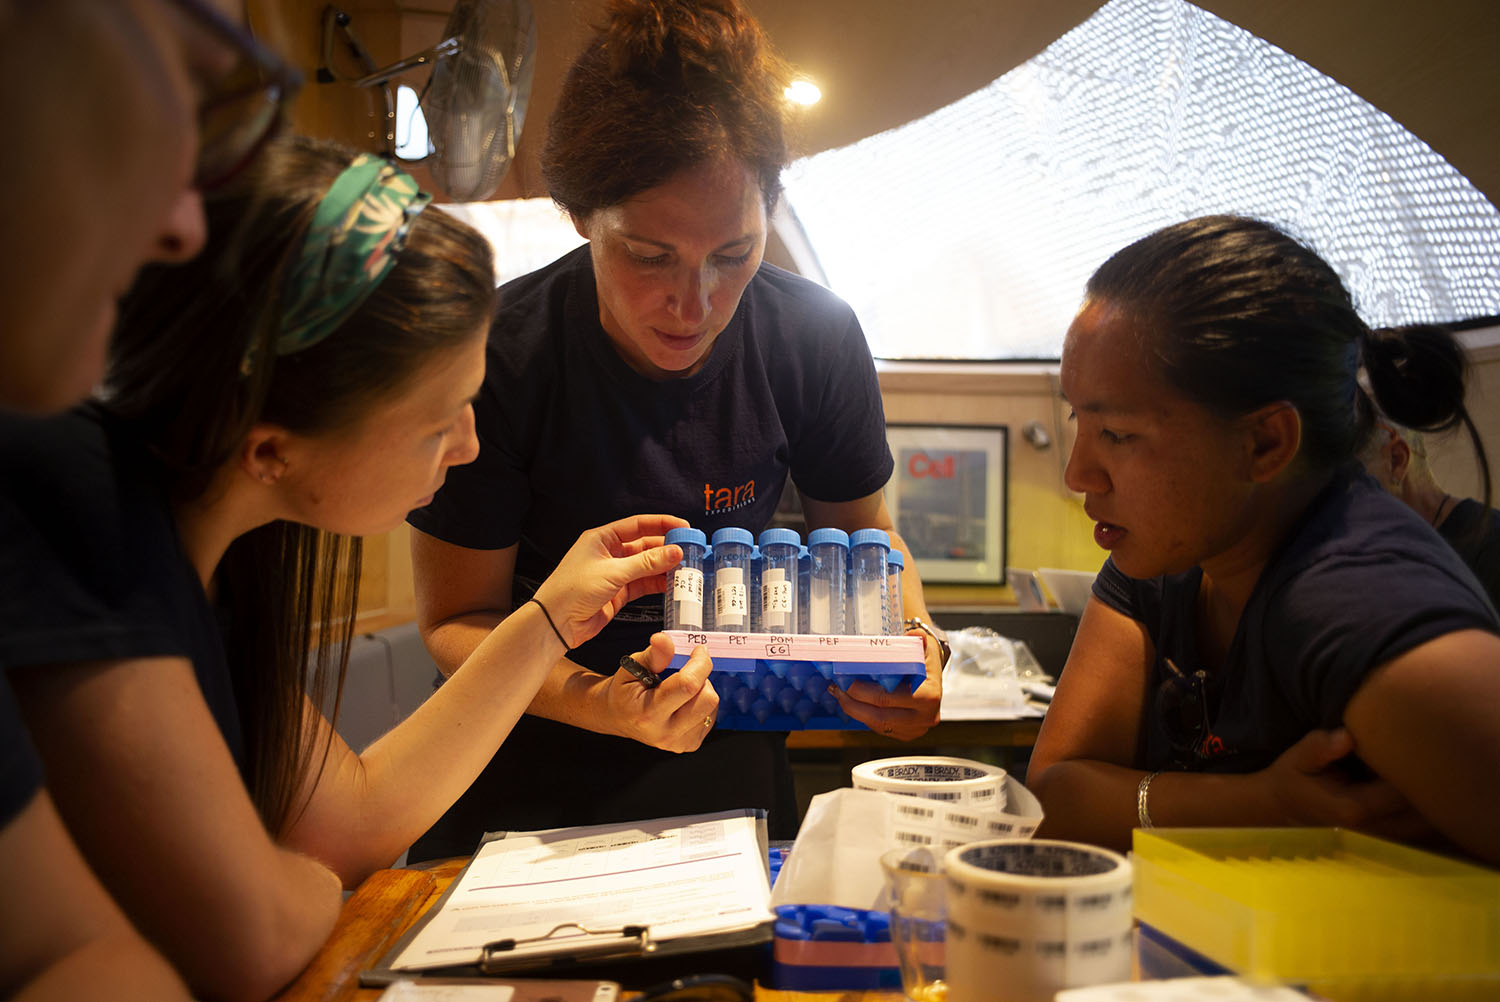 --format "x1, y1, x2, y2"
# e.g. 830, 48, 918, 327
785, 79, 821, 106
